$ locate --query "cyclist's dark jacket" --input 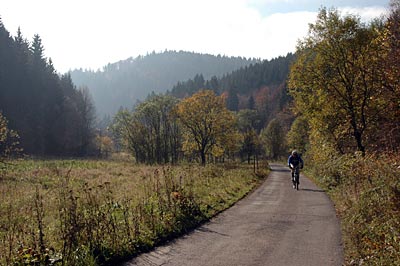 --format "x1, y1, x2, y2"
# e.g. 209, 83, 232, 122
288, 154, 304, 169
